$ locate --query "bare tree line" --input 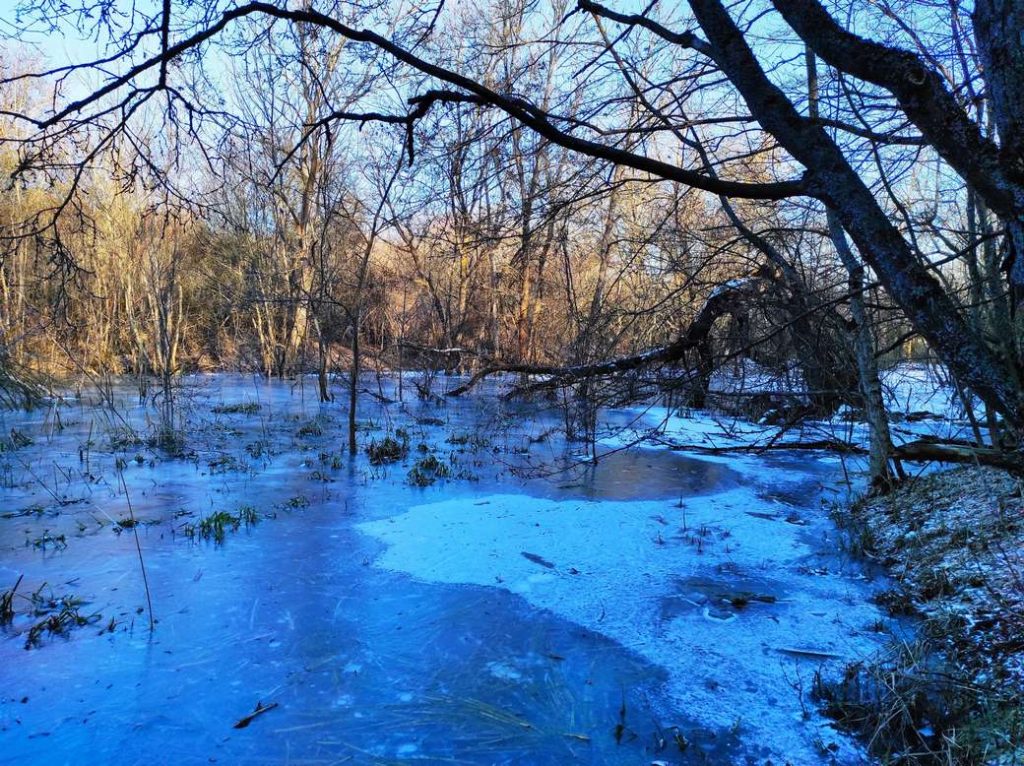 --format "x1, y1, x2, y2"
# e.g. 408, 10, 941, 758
0, 0, 1020, 483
